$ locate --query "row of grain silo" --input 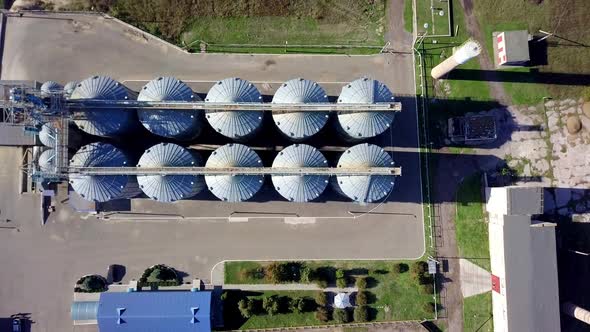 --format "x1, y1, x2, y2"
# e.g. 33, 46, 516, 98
66, 142, 395, 204
43, 75, 397, 142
